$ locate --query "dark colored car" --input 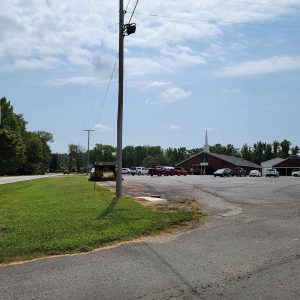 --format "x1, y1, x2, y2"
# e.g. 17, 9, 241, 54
231, 168, 247, 177
214, 168, 231, 177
